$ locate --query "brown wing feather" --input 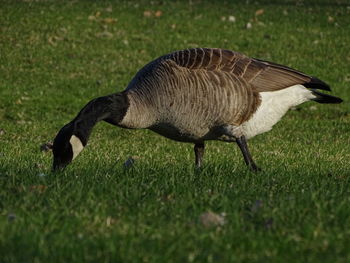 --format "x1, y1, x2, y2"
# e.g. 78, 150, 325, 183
166, 48, 312, 92
248, 59, 310, 92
